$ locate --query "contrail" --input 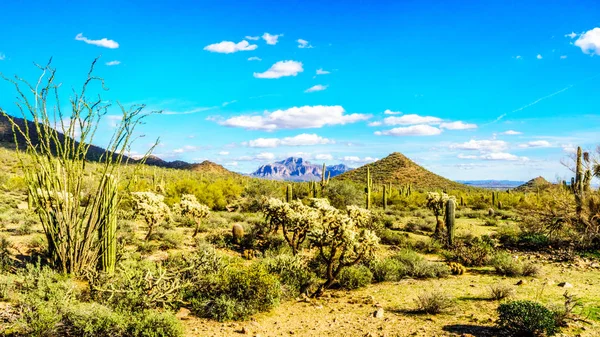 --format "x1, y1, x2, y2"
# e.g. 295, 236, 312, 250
510, 85, 573, 114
